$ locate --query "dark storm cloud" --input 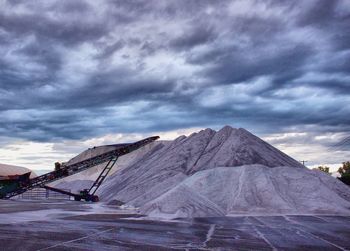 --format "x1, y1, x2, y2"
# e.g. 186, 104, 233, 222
197, 43, 313, 86
62, 71, 177, 109
0, 13, 107, 46
170, 25, 217, 50
0, 0, 349, 143
16, 39, 62, 73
